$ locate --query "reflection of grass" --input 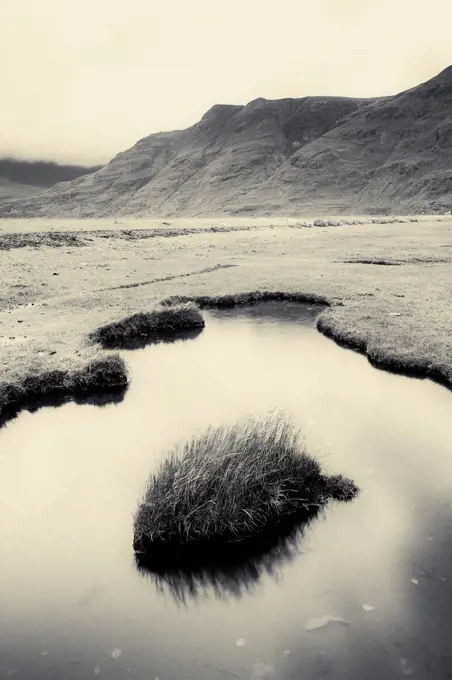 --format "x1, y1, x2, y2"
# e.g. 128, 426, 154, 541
133, 413, 358, 551
135, 507, 321, 604
88, 303, 204, 349
0, 354, 128, 427
161, 290, 330, 309
106, 327, 204, 351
